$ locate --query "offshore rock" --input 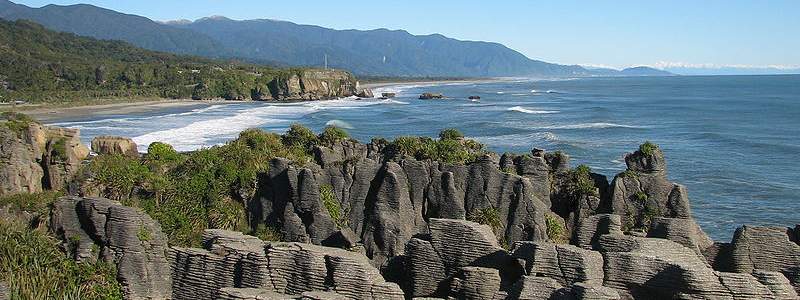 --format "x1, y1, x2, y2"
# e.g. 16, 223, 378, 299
91, 135, 139, 157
